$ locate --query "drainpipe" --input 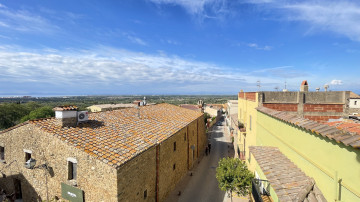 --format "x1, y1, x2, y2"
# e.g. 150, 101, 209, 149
155, 144, 160, 202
